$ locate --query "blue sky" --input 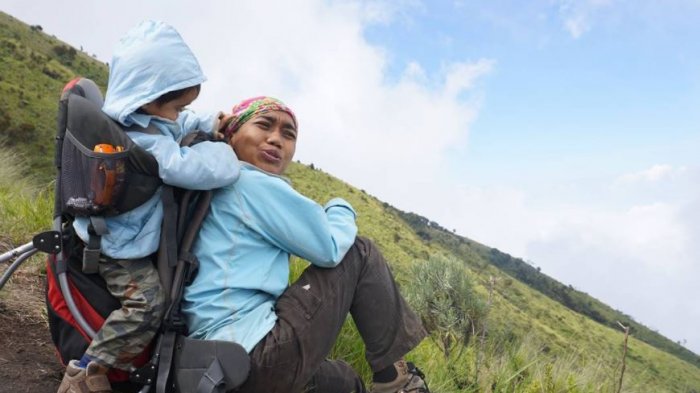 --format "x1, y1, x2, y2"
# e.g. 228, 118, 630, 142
2, 0, 699, 354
